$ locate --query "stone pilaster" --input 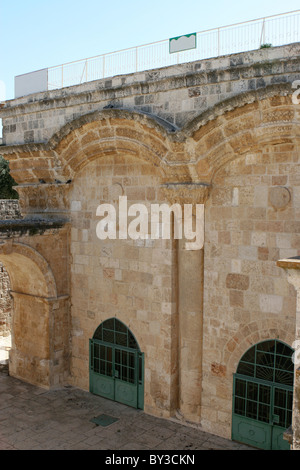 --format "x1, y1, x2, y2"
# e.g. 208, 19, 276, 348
161, 182, 210, 423
16, 183, 71, 220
